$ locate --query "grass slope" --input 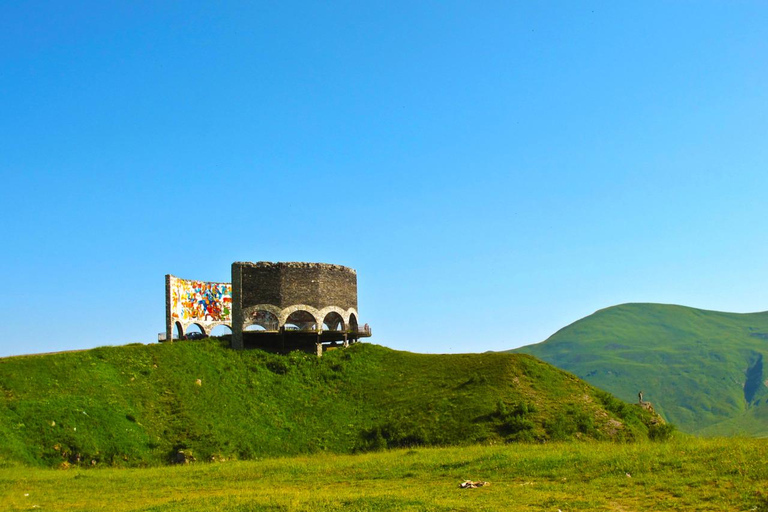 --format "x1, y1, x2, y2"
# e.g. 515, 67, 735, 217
0, 340, 658, 468
512, 303, 768, 436
2, 438, 766, 511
